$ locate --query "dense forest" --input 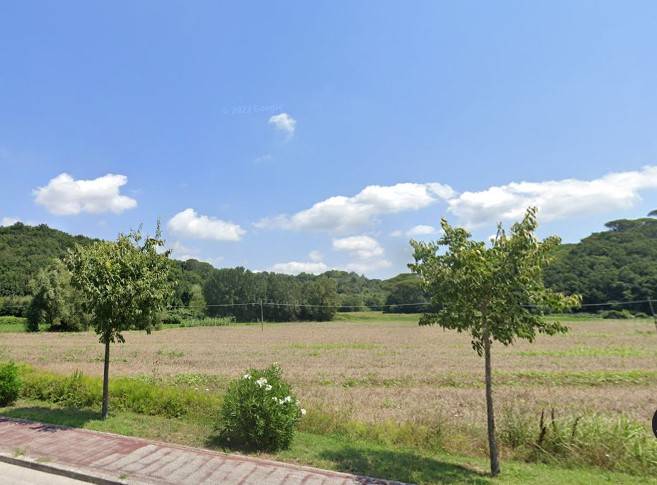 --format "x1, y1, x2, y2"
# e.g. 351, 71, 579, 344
0, 223, 424, 324
2, 215, 656, 325
544, 217, 657, 314
0, 223, 96, 296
